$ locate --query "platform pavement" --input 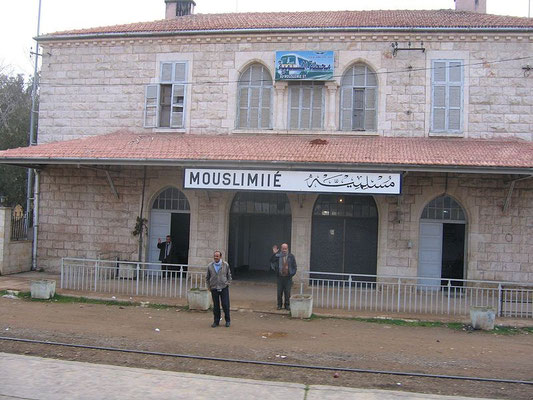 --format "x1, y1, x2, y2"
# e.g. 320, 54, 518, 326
0, 352, 492, 400
1, 271, 531, 327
